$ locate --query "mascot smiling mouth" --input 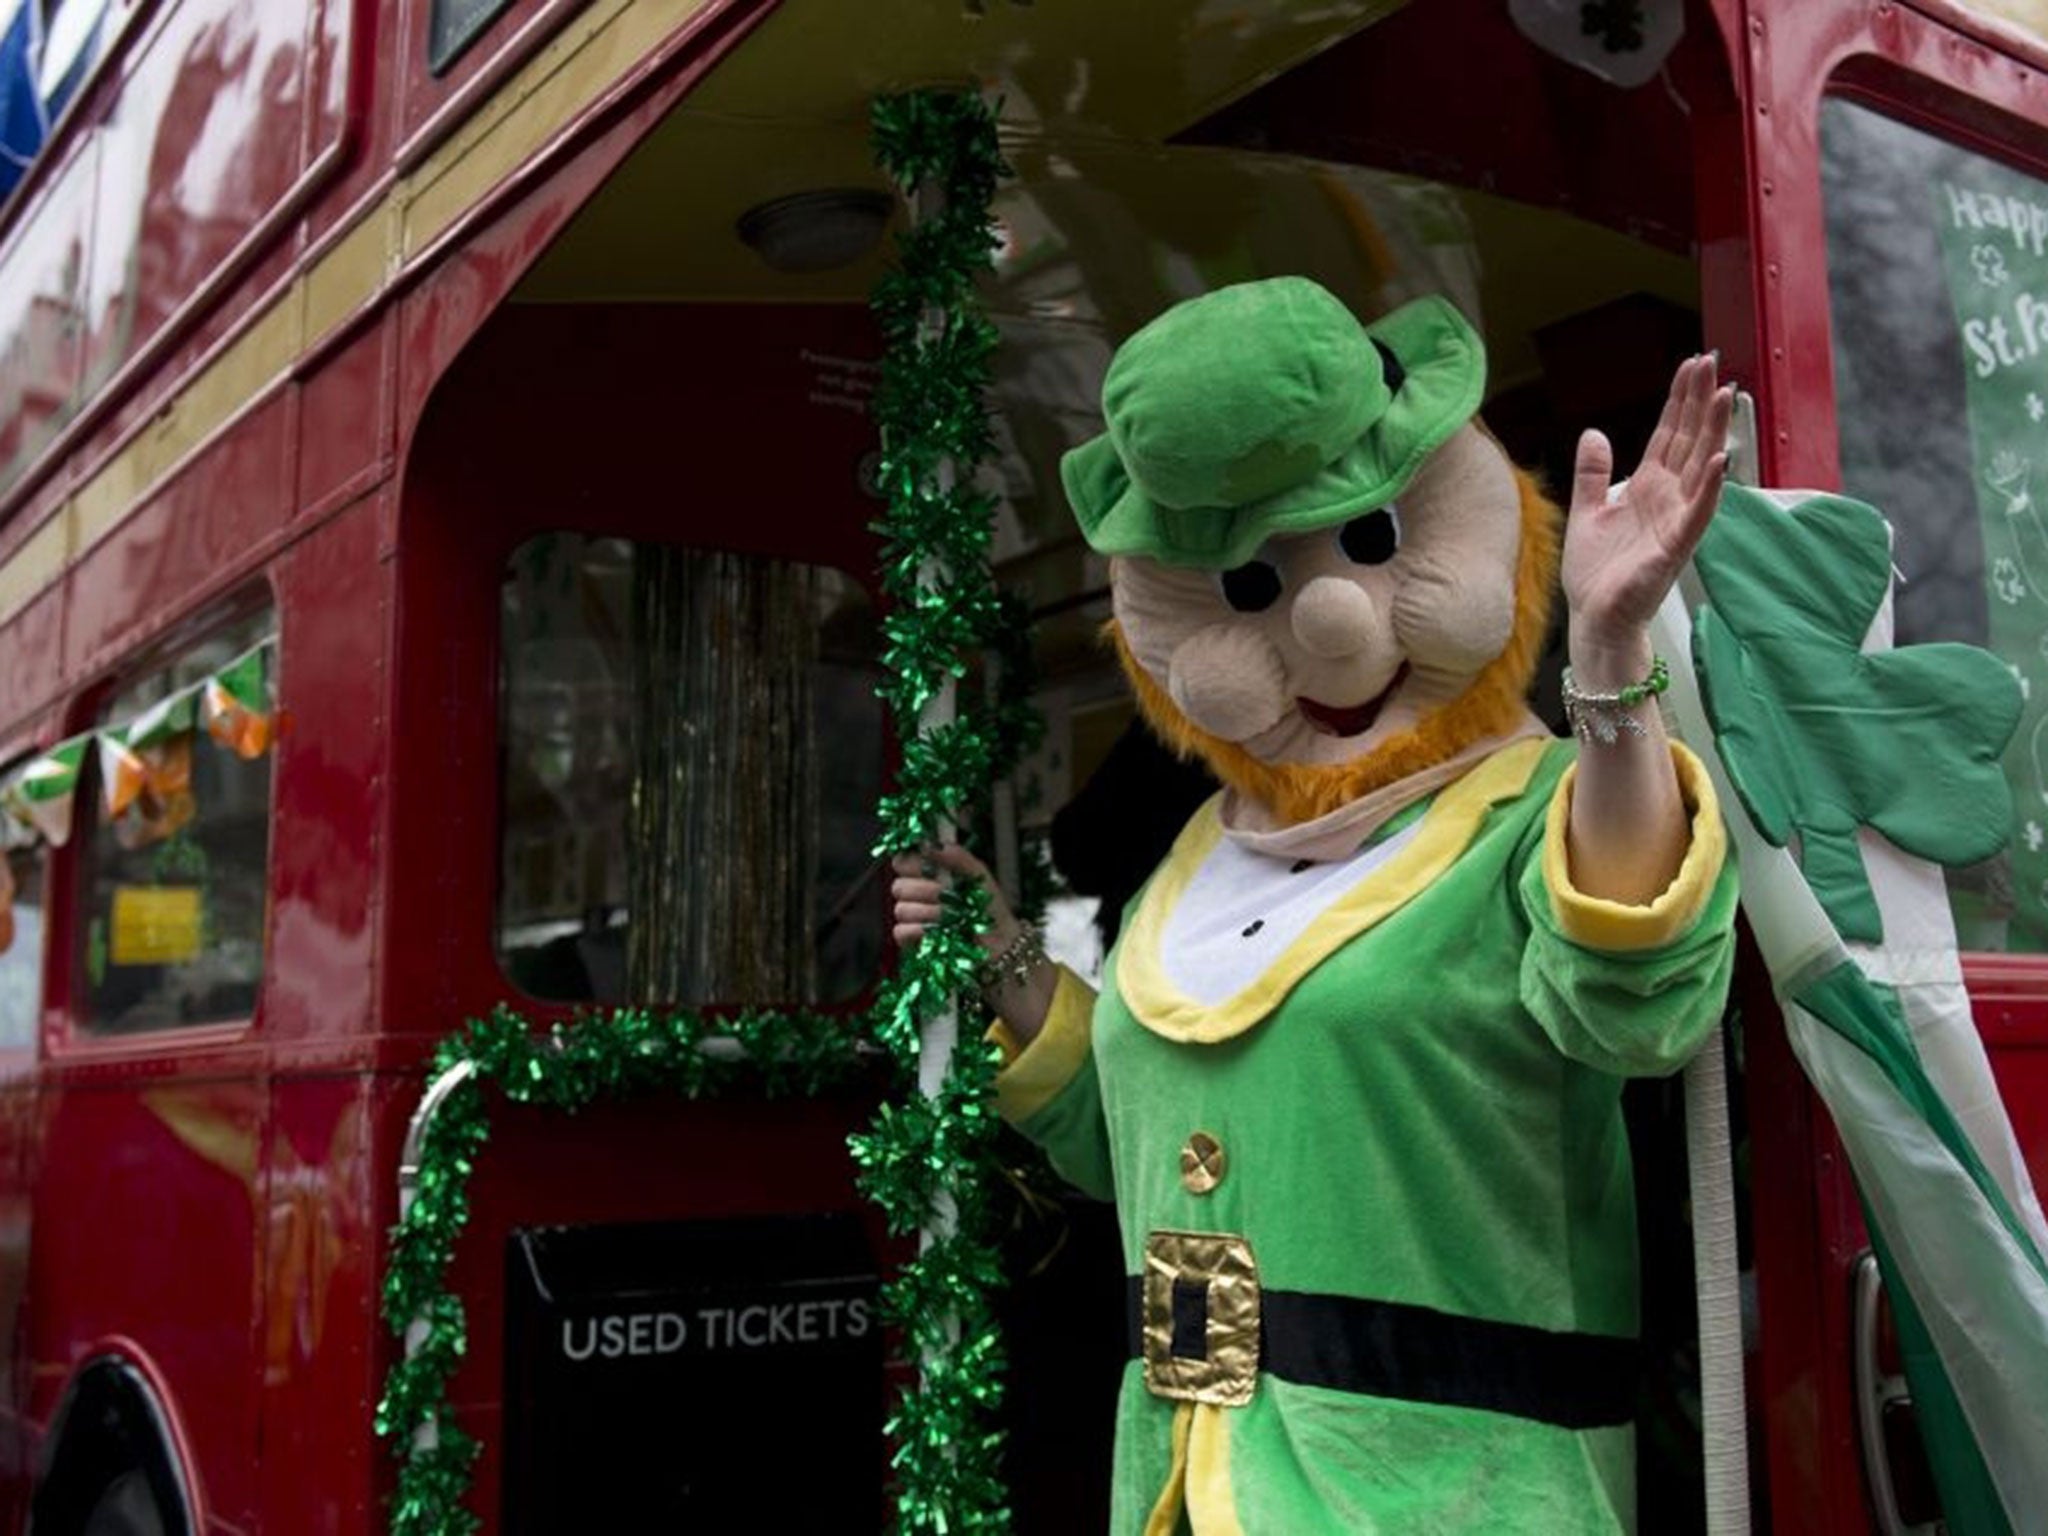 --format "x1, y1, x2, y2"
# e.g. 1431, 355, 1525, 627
1298, 664, 1410, 738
